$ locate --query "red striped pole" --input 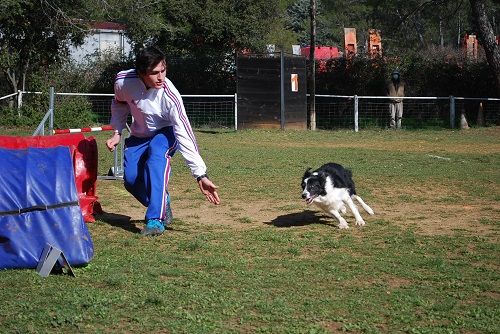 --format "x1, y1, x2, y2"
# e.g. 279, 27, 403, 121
53, 125, 114, 135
